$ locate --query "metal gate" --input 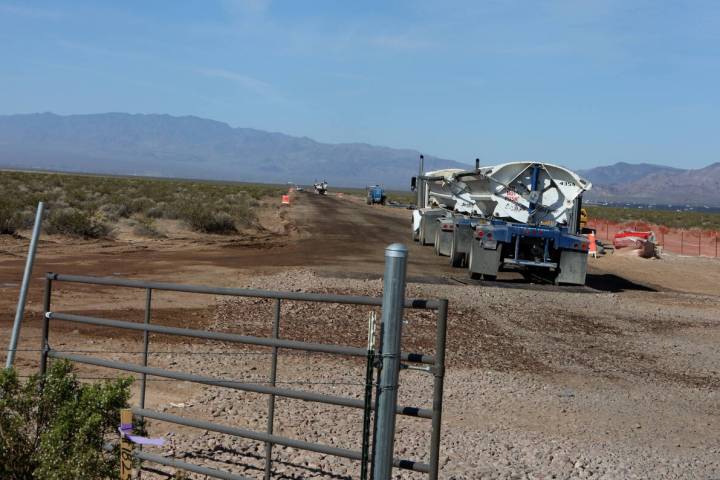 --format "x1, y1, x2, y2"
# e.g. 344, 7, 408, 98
37, 244, 448, 480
